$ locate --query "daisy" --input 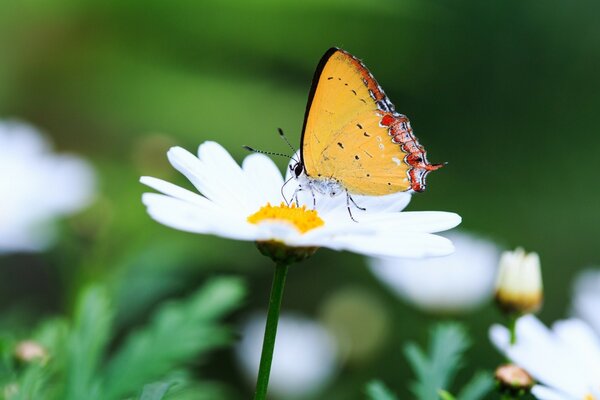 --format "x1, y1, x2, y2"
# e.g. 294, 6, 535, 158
140, 141, 461, 259
490, 315, 600, 400
235, 313, 338, 399
0, 120, 95, 254
368, 231, 500, 313
140, 140, 461, 400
